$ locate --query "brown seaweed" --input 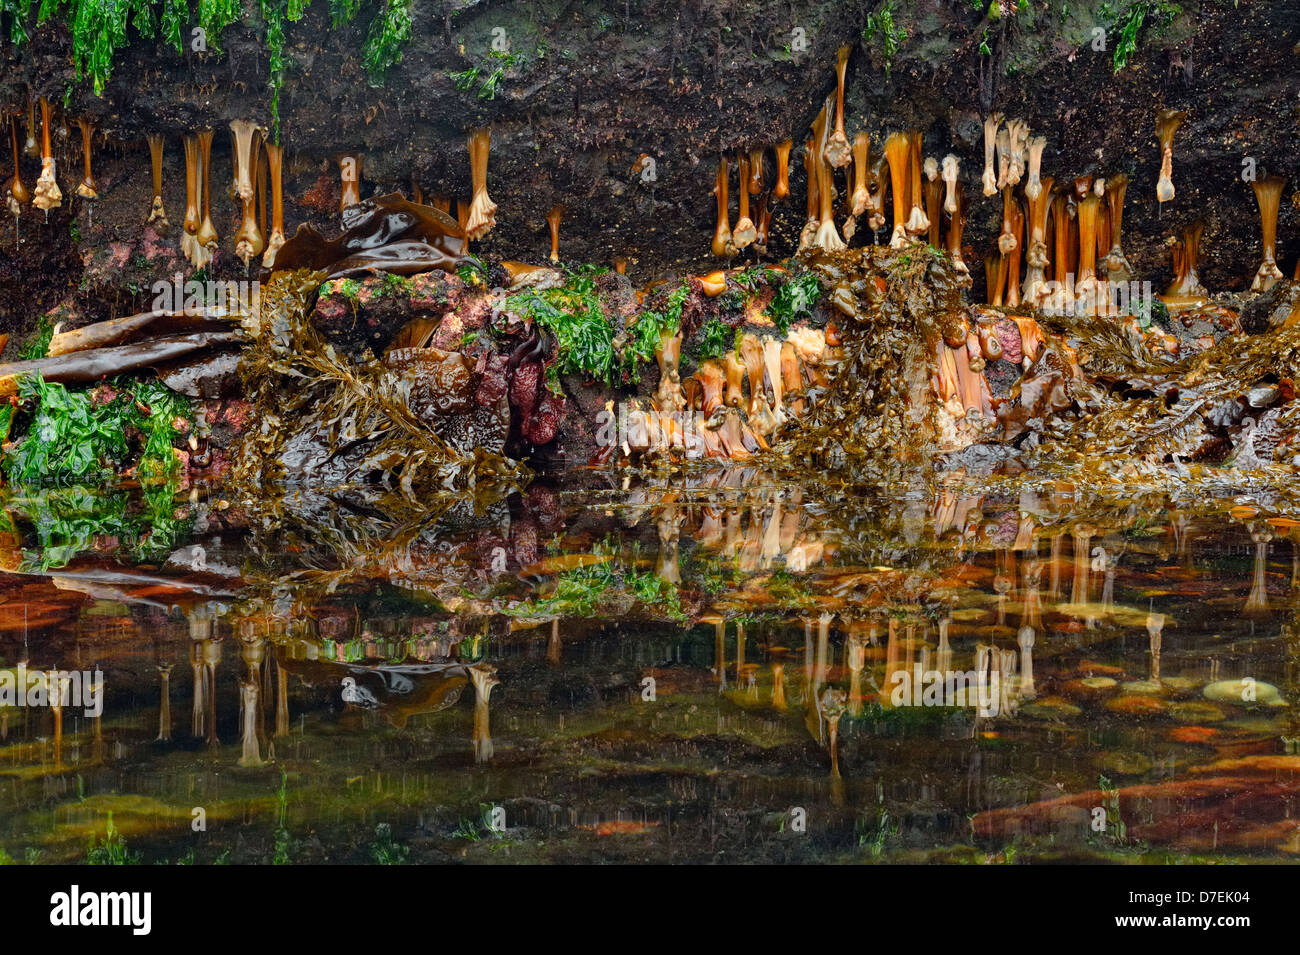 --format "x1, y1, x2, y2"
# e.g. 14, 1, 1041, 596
231, 268, 526, 505
0, 332, 242, 392
48, 309, 238, 356
265, 192, 466, 280
157, 348, 243, 398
